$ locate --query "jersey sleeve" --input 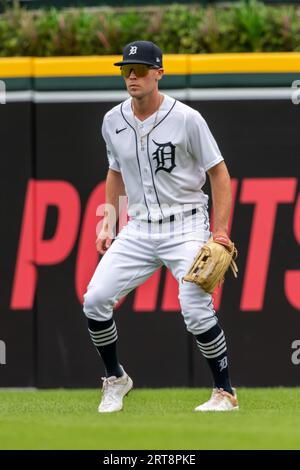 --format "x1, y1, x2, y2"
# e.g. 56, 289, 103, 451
101, 117, 121, 172
187, 110, 224, 172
